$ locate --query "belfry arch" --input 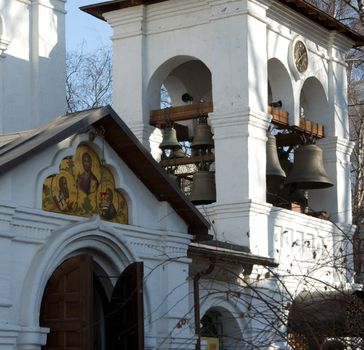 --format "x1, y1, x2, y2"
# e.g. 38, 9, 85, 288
300, 77, 330, 133
147, 55, 212, 110
268, 58, 295, 122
